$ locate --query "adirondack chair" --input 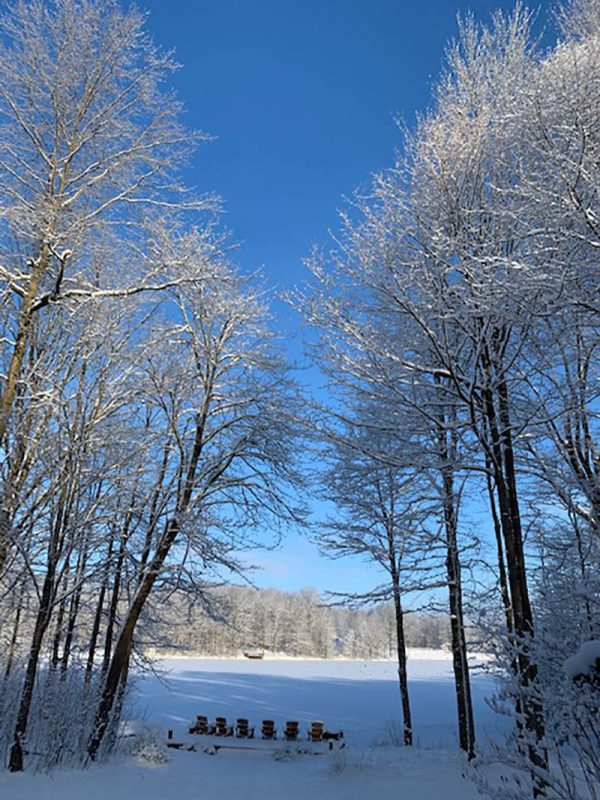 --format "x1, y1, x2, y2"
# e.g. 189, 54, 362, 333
235, 718, 255, 738
308, 721, 324, 742
189, 714, 214, 735
283, 720, 299, 741
214, 716, 234, 736
261, 719, 277, 740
